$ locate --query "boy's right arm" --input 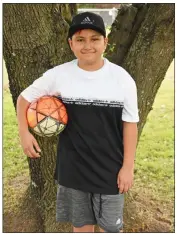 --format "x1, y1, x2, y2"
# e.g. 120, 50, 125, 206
17, 67, 60, 158
17, 95, 41, 158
